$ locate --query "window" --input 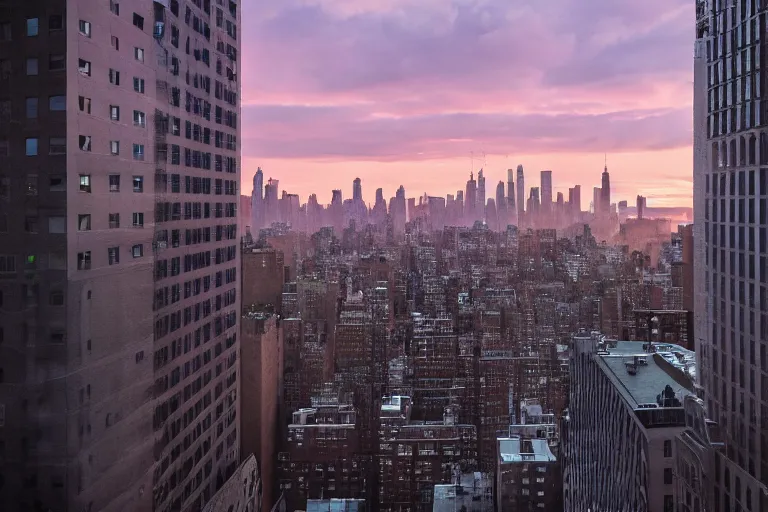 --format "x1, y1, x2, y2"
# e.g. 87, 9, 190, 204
109, 69, 120, 85
49, 291, 64, 307
110, 141, 120, 155
26, 18, 39, 37
110, 0, 120, 15
133, 77, 145, 93
24, 216, 38, 233
78, 214, 91, 231
79, 175, 91, 193
26, 175, 37, 196
663, 468, 673, 485
111, 35, 119, 50
134, 47, 144, 62
48, 54, 65, 71
48, 216, 66, 233
79, 135, 92, 152
663, 495, 673, 512
132, 212, 144, 227
26, 98, 38, 118
26, 58, 39, 76
133, 176, 144, 192
49, 137, 66, 155
109, 174, 120, 192
0, 22, 9, 41
109, 213, 120, 228
77, 252, 91, 270
132, 244, 144, 258
49, 176, 65, 192
79, 96, 91, 113
78, 59, 91, 76
110, 105, 120, 121
108, 247, 120, 265
133, 110, 145, 127
79, 20, 91, 37
663, 440, 672, 457
133, 13, 144, 30
49, 96, 66, 111
48, 15, 64, 31
25, 138, 38, 156
133, 144, 145, 161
